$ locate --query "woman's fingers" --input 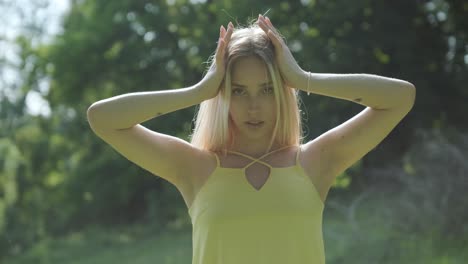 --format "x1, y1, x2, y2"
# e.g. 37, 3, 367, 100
215, 39, 225, 65
216, 22, 234, 63
259, 15, 279, 34
265, 16, 274, 28
220, 25, 226, 38
258, 19, 275, 40
258, 17, 273, 35
257, 15, 266, 29
258, 15, 283, 47
224, 22, 233, 43
217, 24, 227, 51
219, 22, 233, 46
216, 38, 223, 59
